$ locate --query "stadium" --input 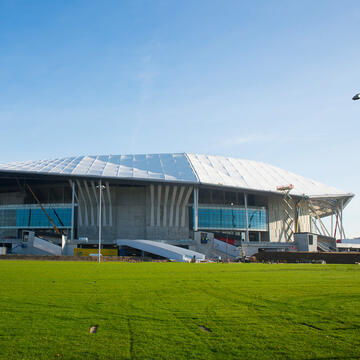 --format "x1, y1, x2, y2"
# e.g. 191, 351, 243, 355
0, 153, 354, 261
